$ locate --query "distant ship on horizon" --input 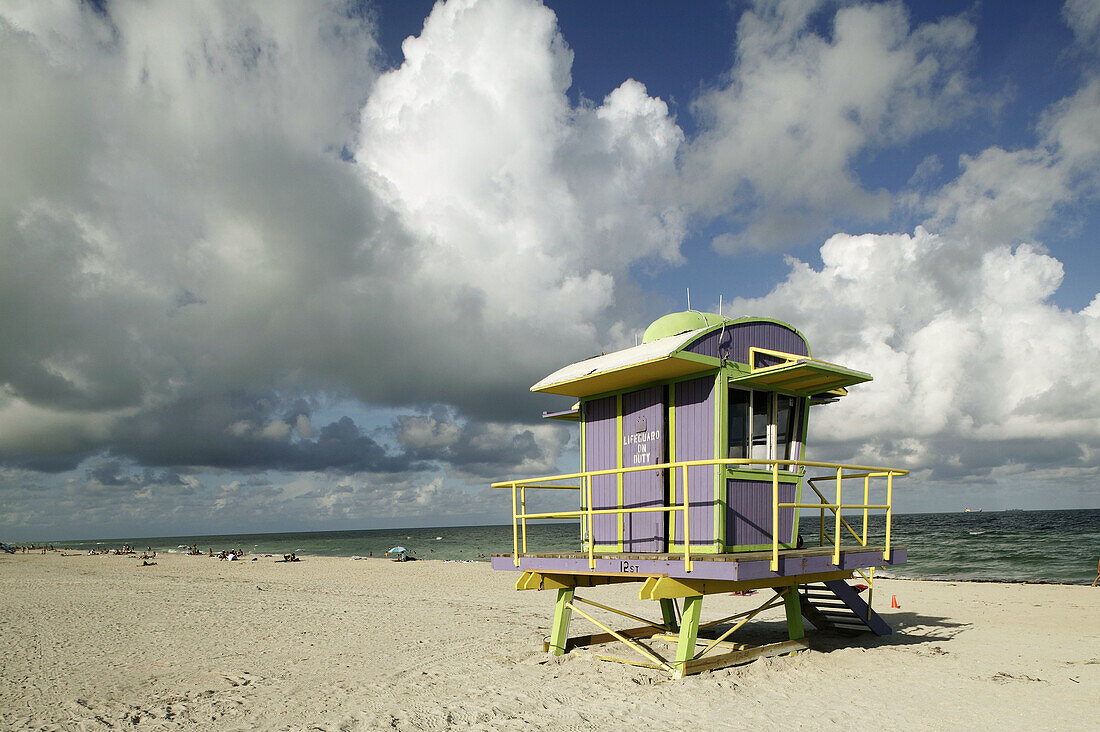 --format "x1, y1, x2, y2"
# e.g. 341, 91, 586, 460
964, 507, 982, 513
